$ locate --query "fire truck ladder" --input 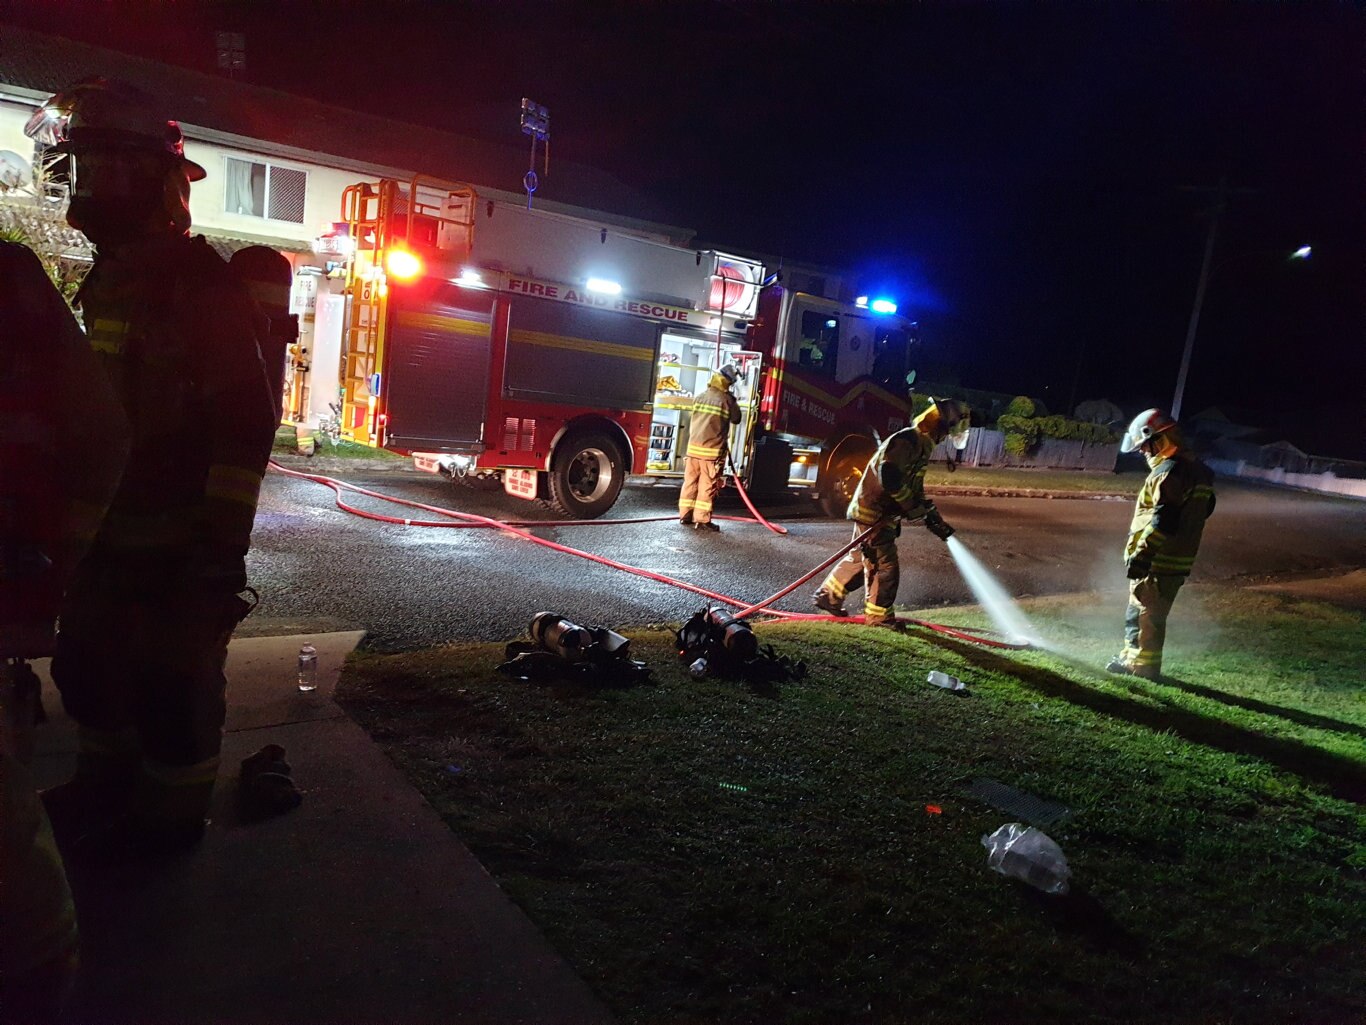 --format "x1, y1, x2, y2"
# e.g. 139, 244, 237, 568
339, 176, 476, 445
